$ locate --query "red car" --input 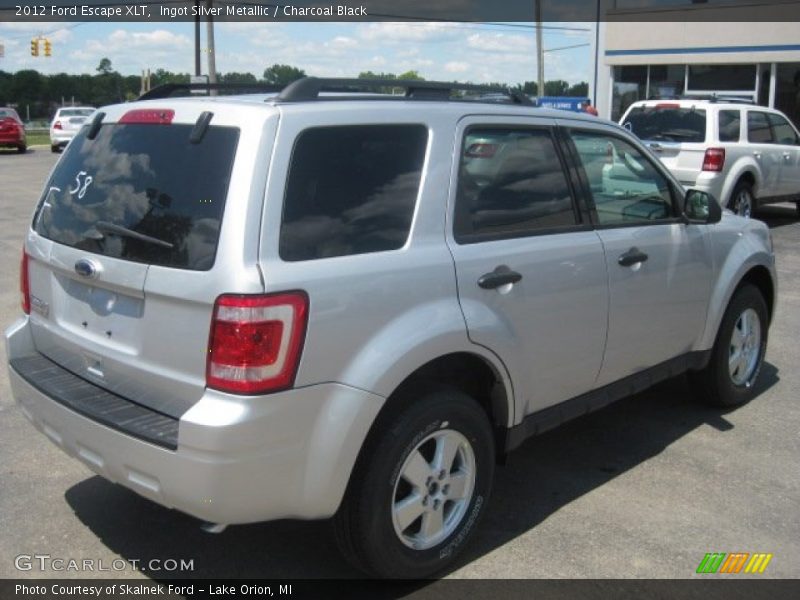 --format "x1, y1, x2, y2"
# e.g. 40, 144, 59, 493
0, 108, 27, 153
